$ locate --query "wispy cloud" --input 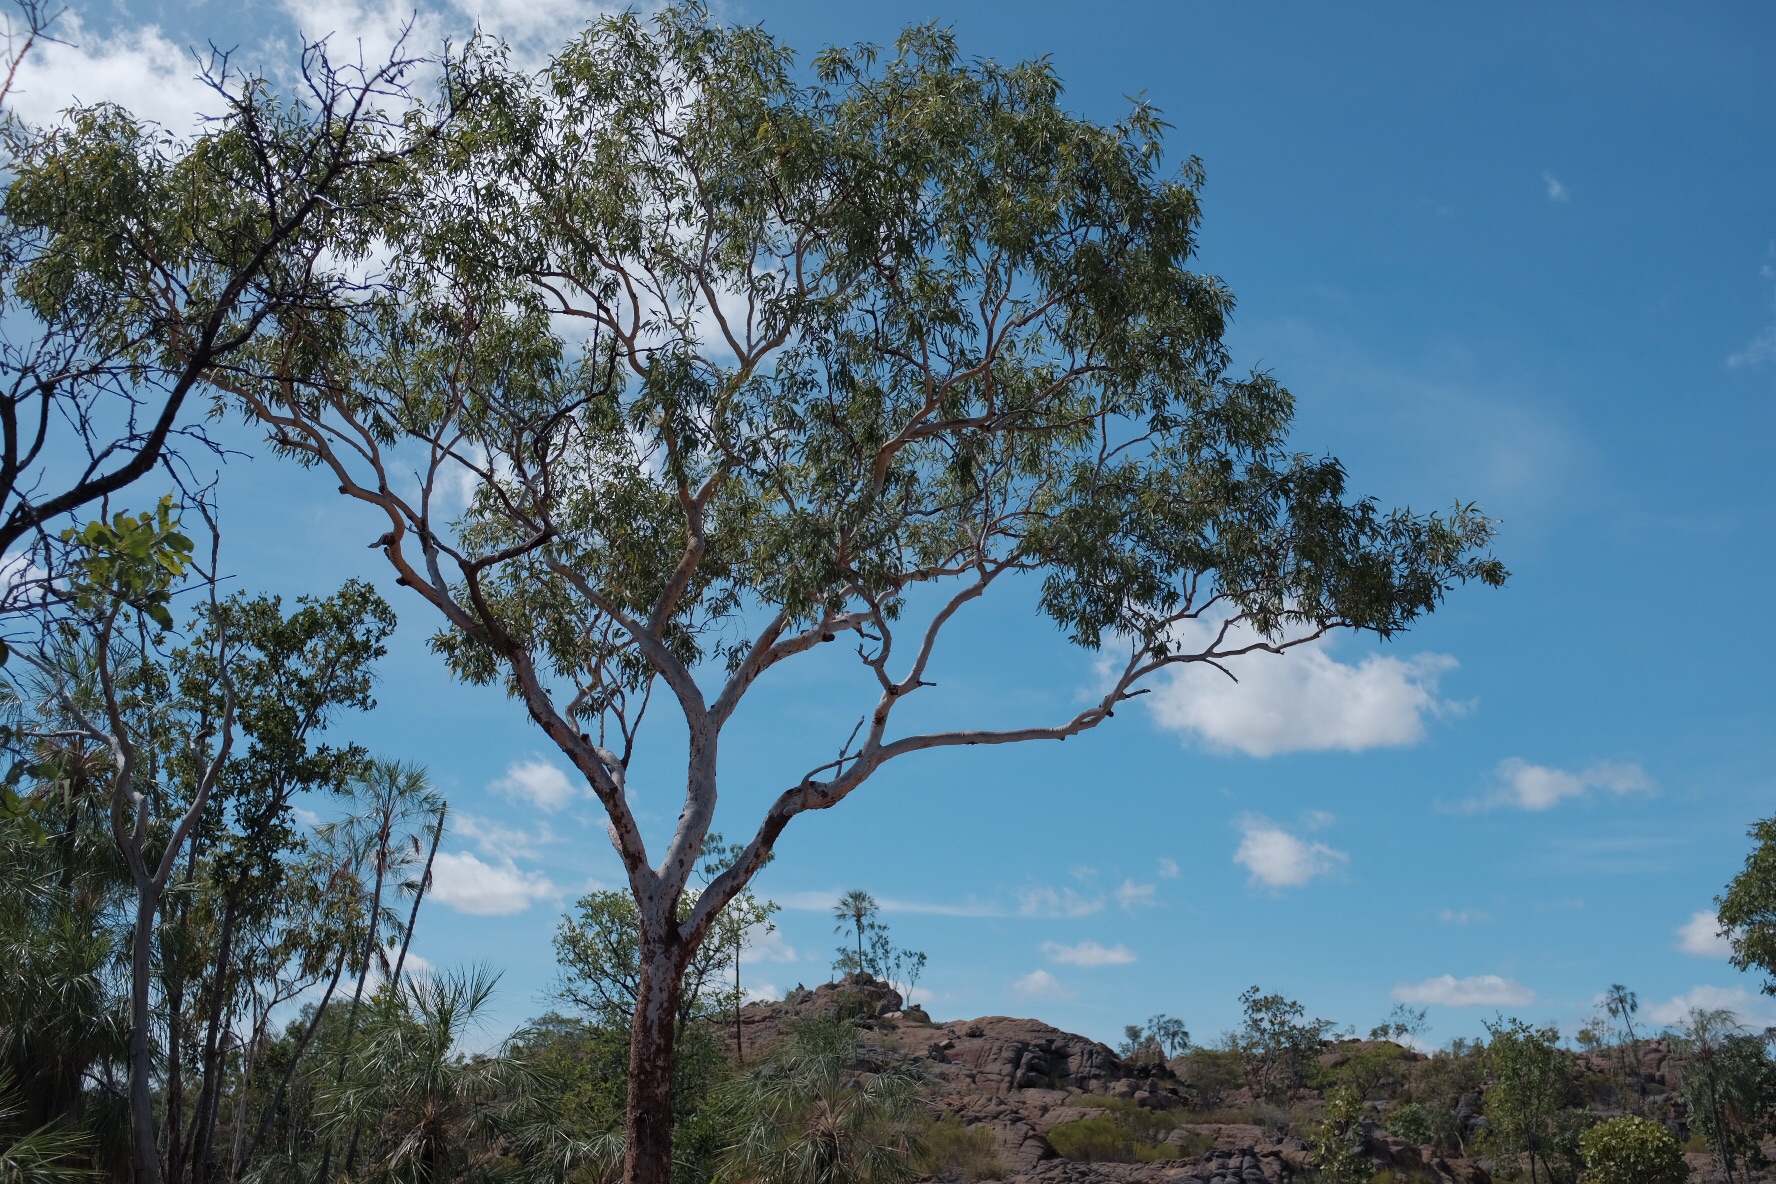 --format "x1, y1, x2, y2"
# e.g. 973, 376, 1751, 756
1438, 908, 1489, 925
1233, 814, 1348, 890
1644, 984, 1776, 1027
1393, 974, 1534, 1007
491, 758, 579, 813
1465, 757, 1653, 812
1676, 910, 1732, 958
1728, 260, 1776, 369
1114, 879, 1157, 910
775, 889, 1004, 917
1011, 969, 1075, 1000
1017, 886, 1105, 918
429, 850, 559, 916
1543, 171, 1570, 202
1144, 620, 1460, 757
1157, 857, 1180, 880
1041, 940, 1137, 967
